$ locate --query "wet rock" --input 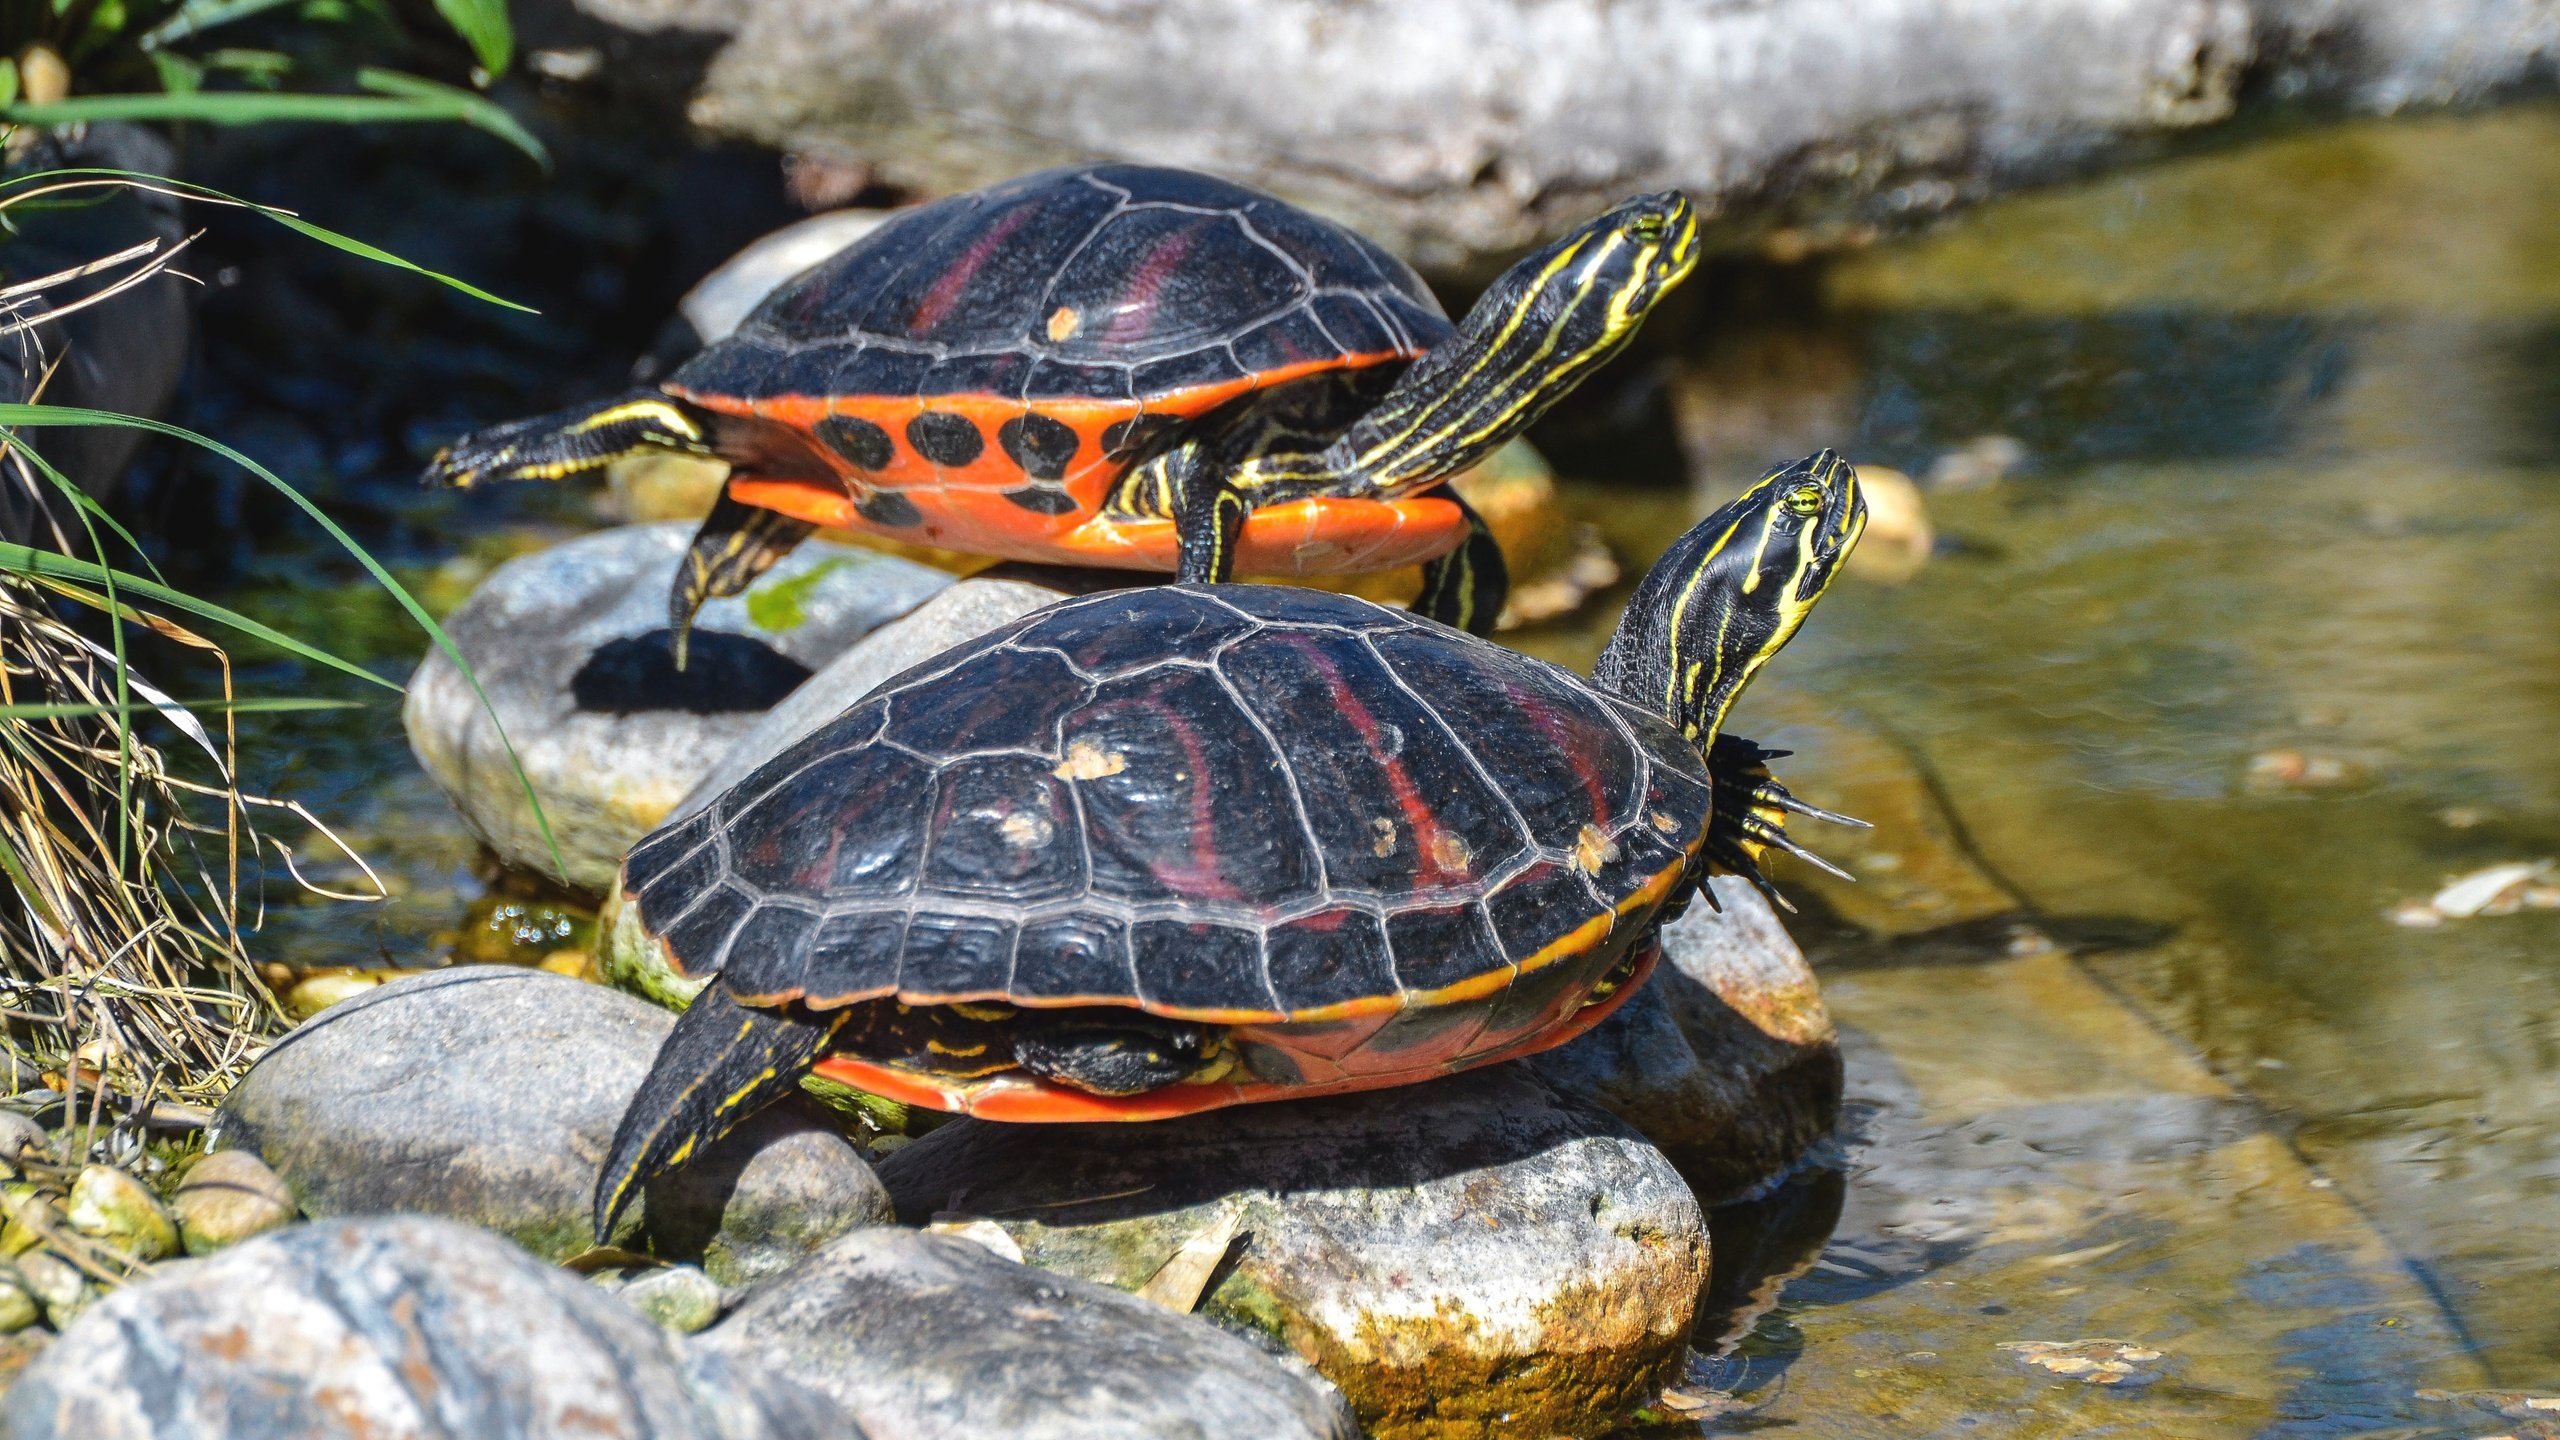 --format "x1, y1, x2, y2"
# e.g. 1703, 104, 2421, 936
669, 570, 1100, 821
405, 523, 949, 890
1529, 875, 1843, 1203
62, 1166, 176, 1262
211, 967, 890, 1281
3, 1215, 847, 1440
621, 1263, 724, 1333
876, 1065, 1703, 1440
172, 1150, 298, 1255
690, 1228, 1357, 1440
